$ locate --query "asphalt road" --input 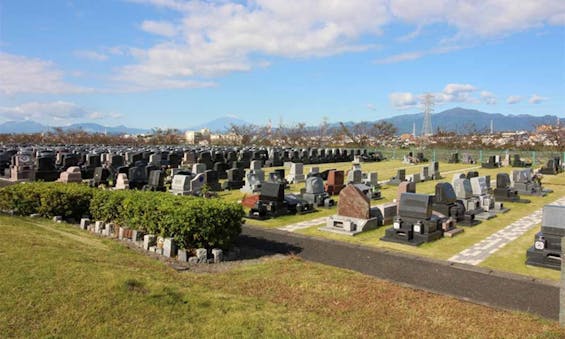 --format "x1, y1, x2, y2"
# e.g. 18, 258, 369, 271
238, 224, 561, 320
